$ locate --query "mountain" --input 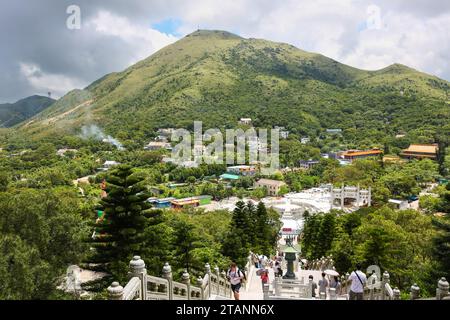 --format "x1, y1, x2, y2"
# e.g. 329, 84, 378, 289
18, 30, 450, 146
0, 95, 55, 128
